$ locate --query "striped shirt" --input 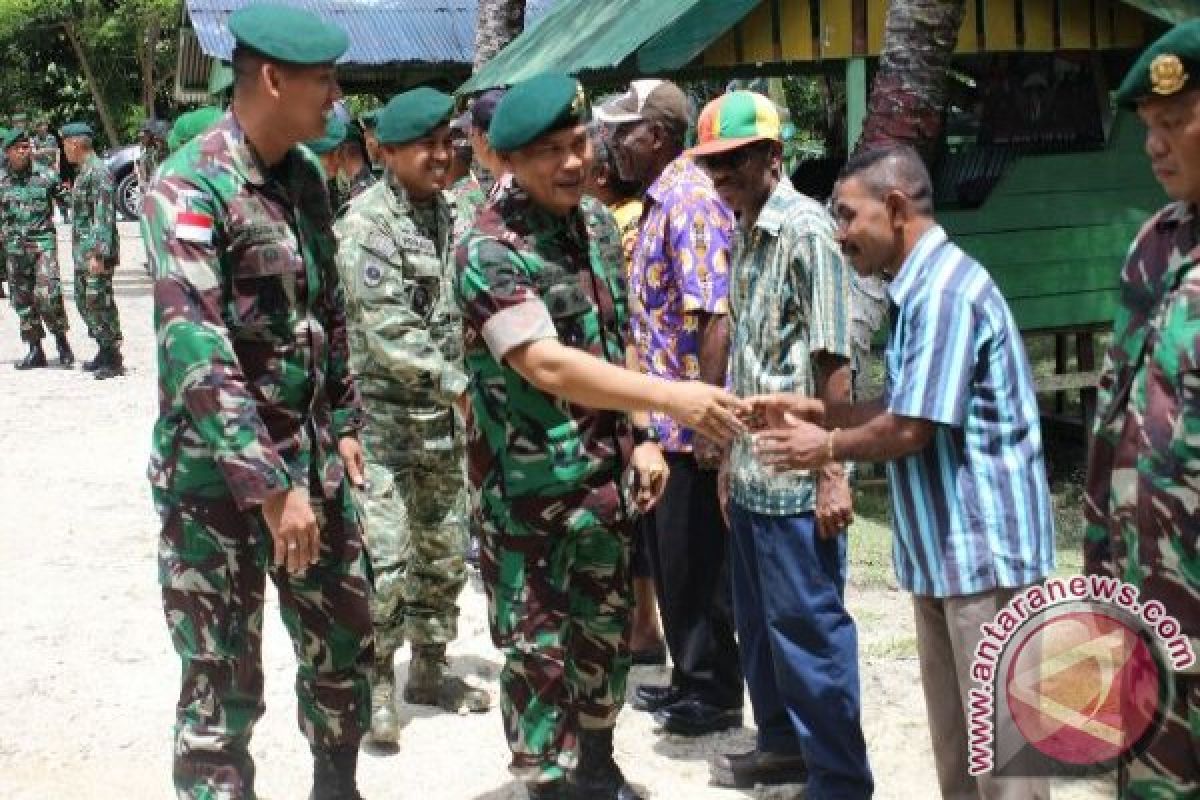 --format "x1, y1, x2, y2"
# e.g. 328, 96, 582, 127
729, 178, 853, 516
885, 225, 1055, 597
